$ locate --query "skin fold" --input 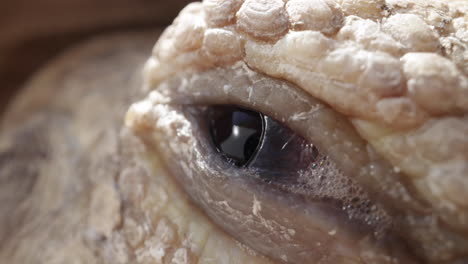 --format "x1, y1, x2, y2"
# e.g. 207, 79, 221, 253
0, 0, 467, 263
